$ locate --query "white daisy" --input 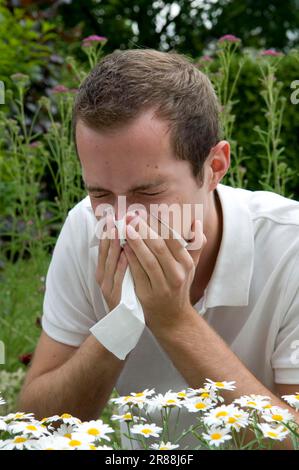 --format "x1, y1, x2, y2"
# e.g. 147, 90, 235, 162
0, 419, 7, 431
234, 394, 272, 411
146, 391, 183, 413
41, 413, 82, 426
202, 427, 232, 448
257, 423, 290, 441
130, 423, 163, 439
52, 423, 78, 439
0, 395, 6, 406
203, 404, 249, 430
111, 389, 155, 409
204, 379, 236, 391
281, 393, 299, 410
183, 397, 213, 413
76, 420, 114, 441
2, 412, 35, 422
187, 386, 222, 403
64, 432, 98, 449
261, 406, 295, 424
0, 436, 36, 450
31, 435, 71, 450
8, 420, 50, 438
150, 441, 180, 450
